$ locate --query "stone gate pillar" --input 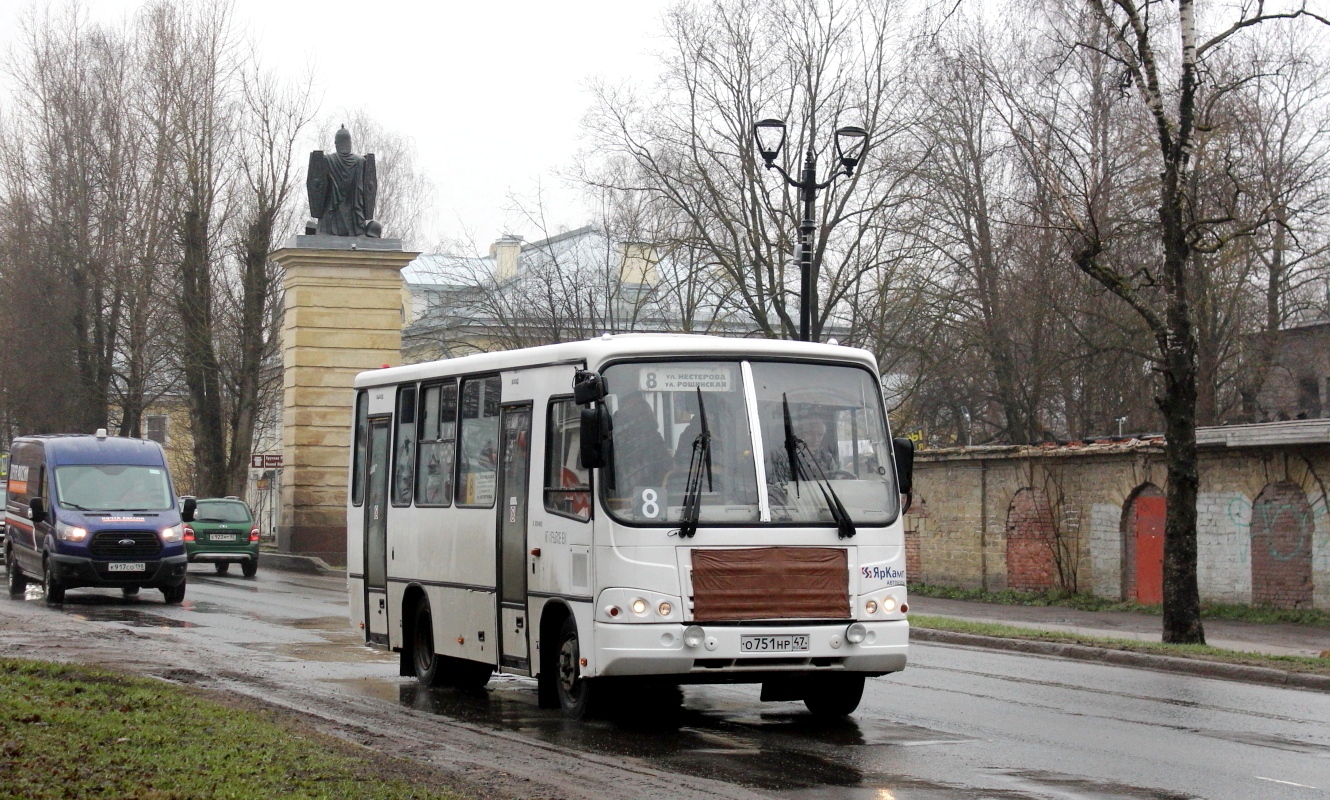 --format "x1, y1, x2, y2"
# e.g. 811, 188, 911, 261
272, 236, 419, 564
